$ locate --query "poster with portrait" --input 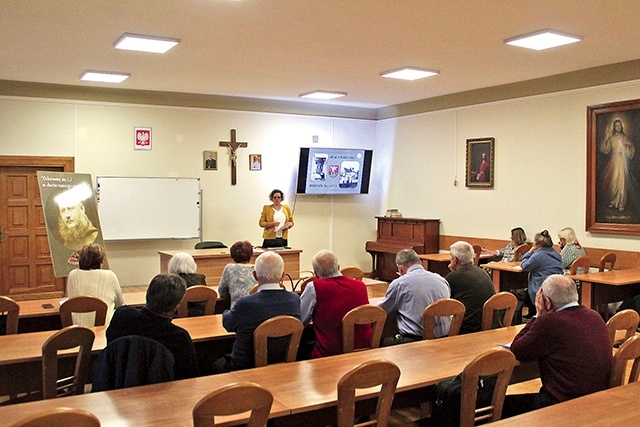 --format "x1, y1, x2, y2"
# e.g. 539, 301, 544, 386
587, 99, 640, 235
37, 172, 106, 276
